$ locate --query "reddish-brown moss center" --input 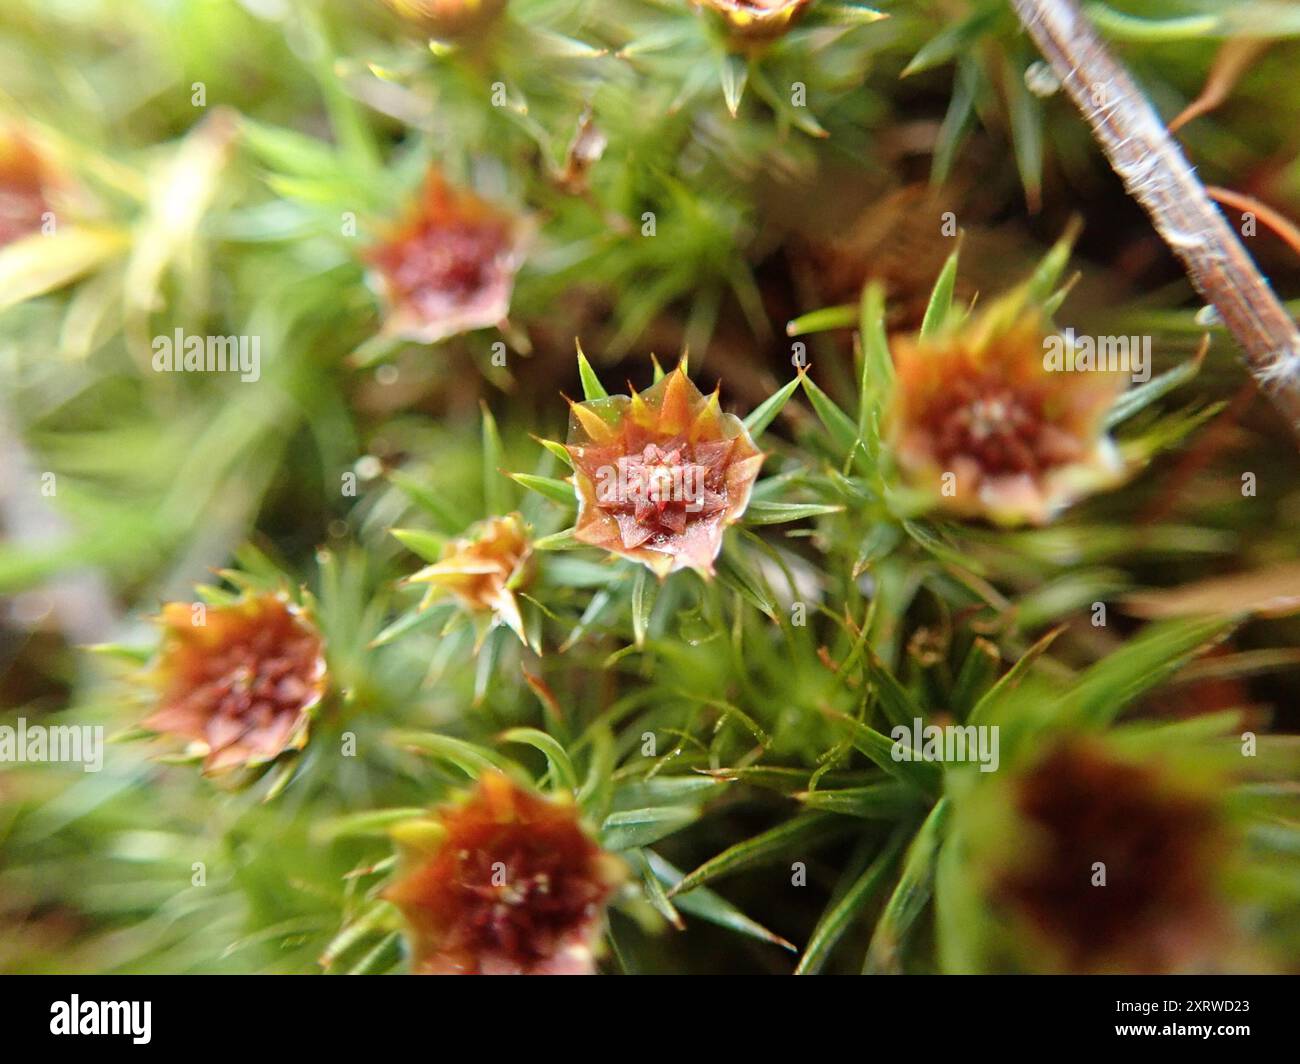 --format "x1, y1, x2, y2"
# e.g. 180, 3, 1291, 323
372, 218, 510, 312
998, 742, 1221, 970
924, 373, 1086, 478
161, 600, 322, 752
